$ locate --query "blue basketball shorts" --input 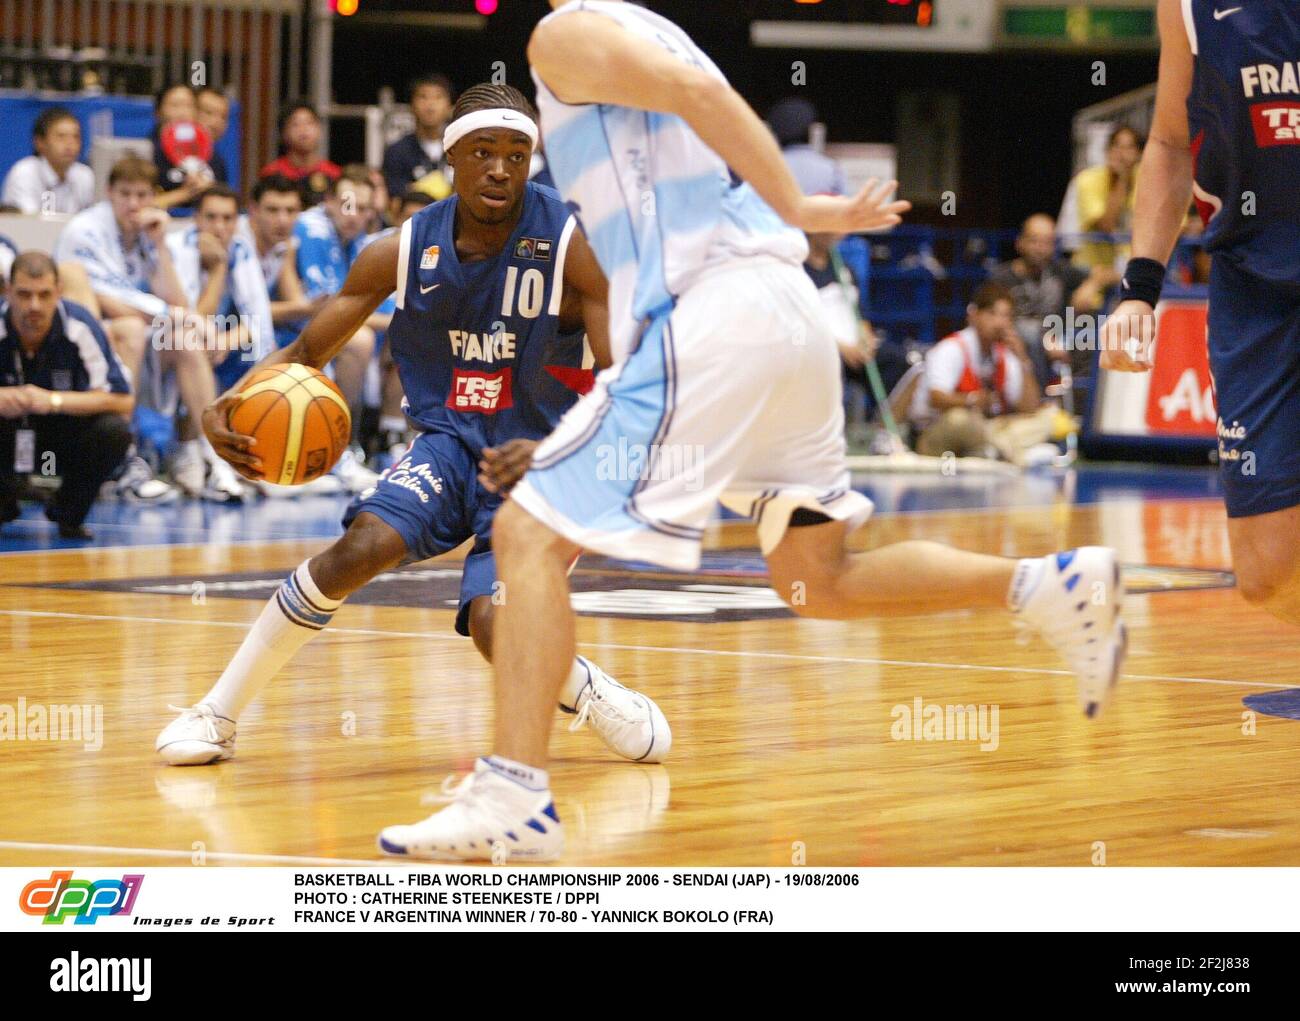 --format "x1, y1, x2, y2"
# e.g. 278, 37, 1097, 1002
1208, 256, 1300, 518
342, 431, 500, 635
